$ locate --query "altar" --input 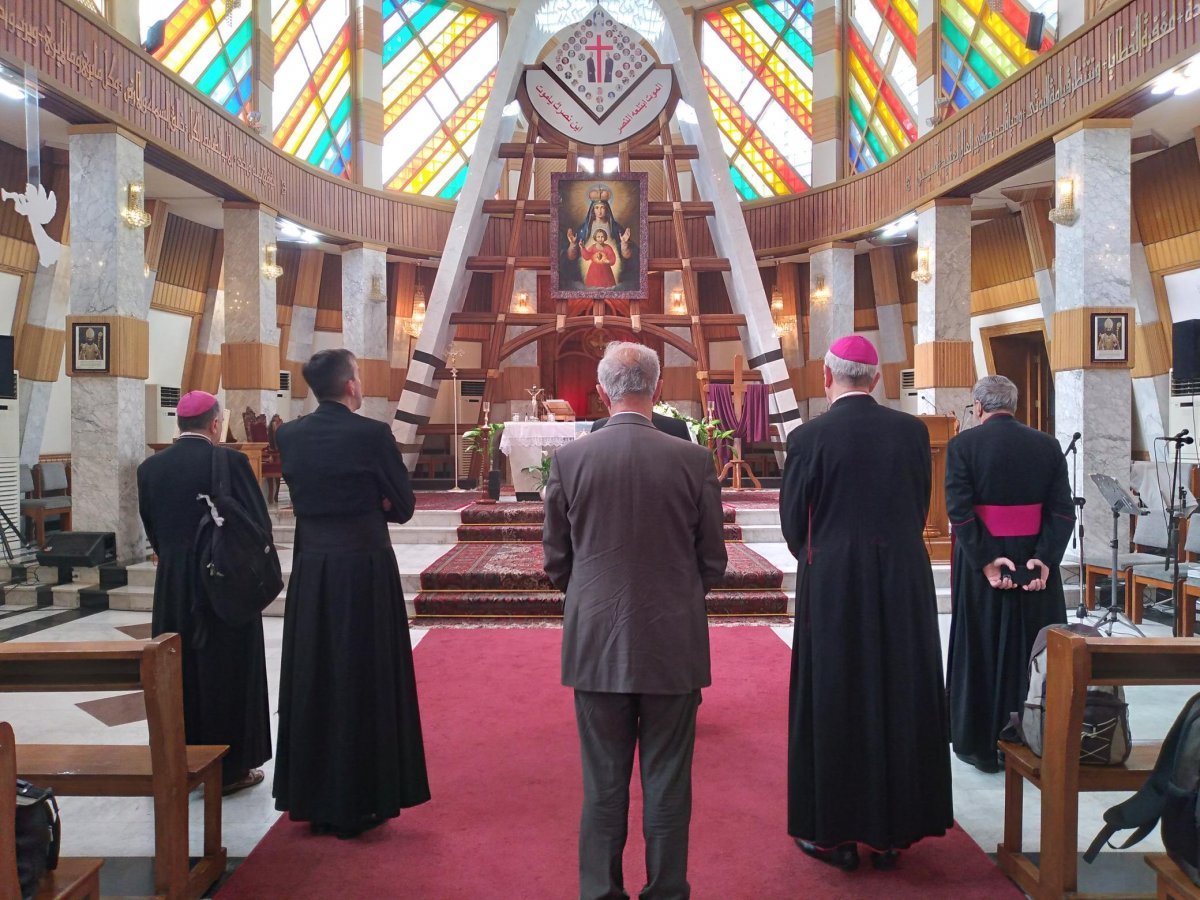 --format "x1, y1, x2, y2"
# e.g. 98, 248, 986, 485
499, 421, 587, 493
